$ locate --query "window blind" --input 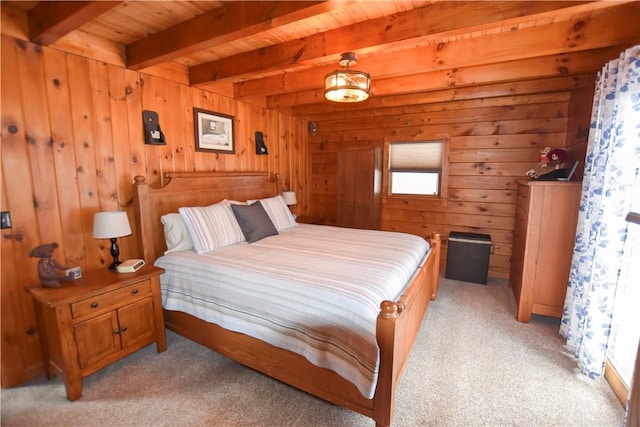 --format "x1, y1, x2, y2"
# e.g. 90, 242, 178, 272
389, 141, 443, 172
